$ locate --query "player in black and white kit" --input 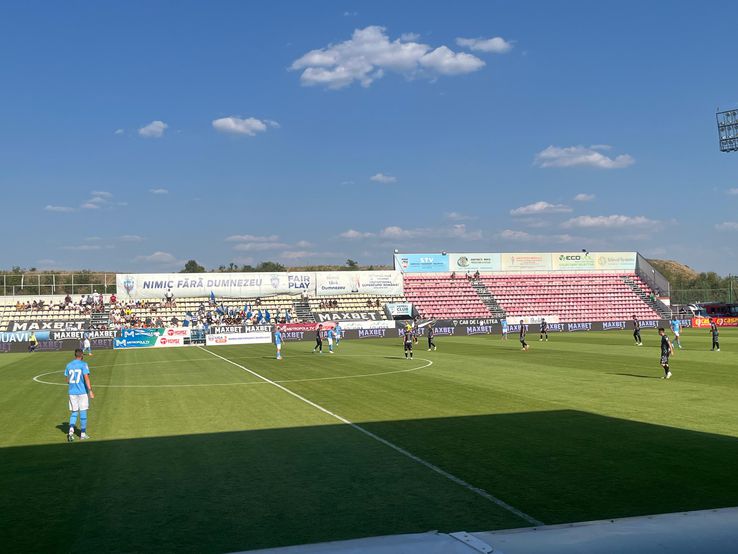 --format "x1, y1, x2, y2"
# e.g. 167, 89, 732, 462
658, 327, 673, 379
426, 325, 436, 351
519, 320, 529, 351
539, 319, 548, 342
633, 315, 642, 346
313, 324, 323, 354
403, 327, 414, 359
710, 318, 720, 351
